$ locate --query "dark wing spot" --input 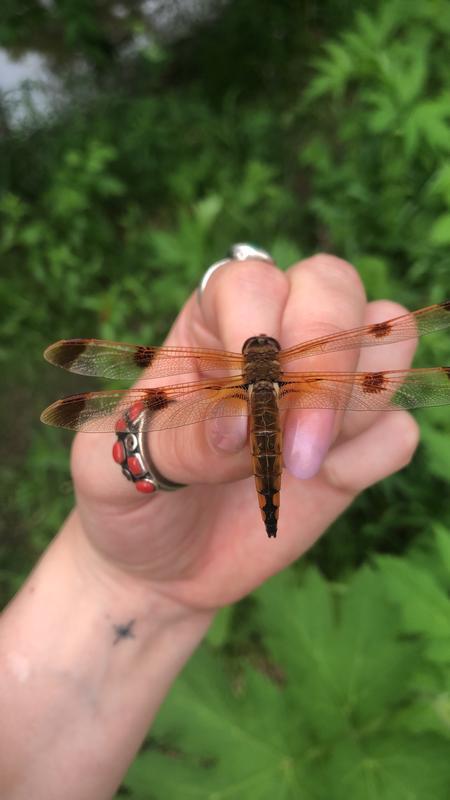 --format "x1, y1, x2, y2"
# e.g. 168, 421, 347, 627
145, 389, 172, 410
51, 339, 88, 368
362, 372, 386, 394
441, 300, 450, 312
134, 346, 155, 369
52, 394, 87, 426
369, 321, 392, 339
